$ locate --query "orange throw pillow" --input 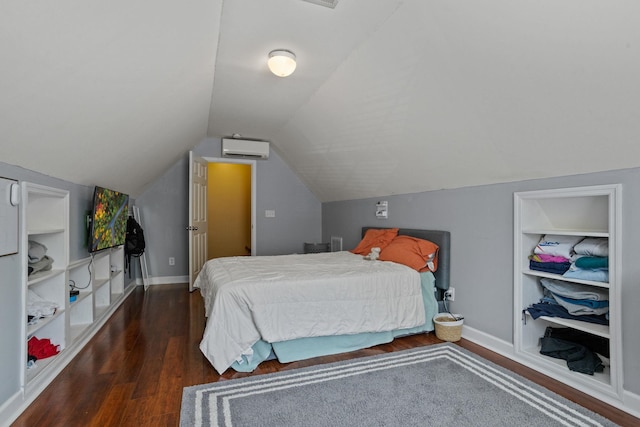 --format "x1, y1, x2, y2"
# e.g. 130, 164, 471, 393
378, 235, 439, 272
351, 228, 399, 255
